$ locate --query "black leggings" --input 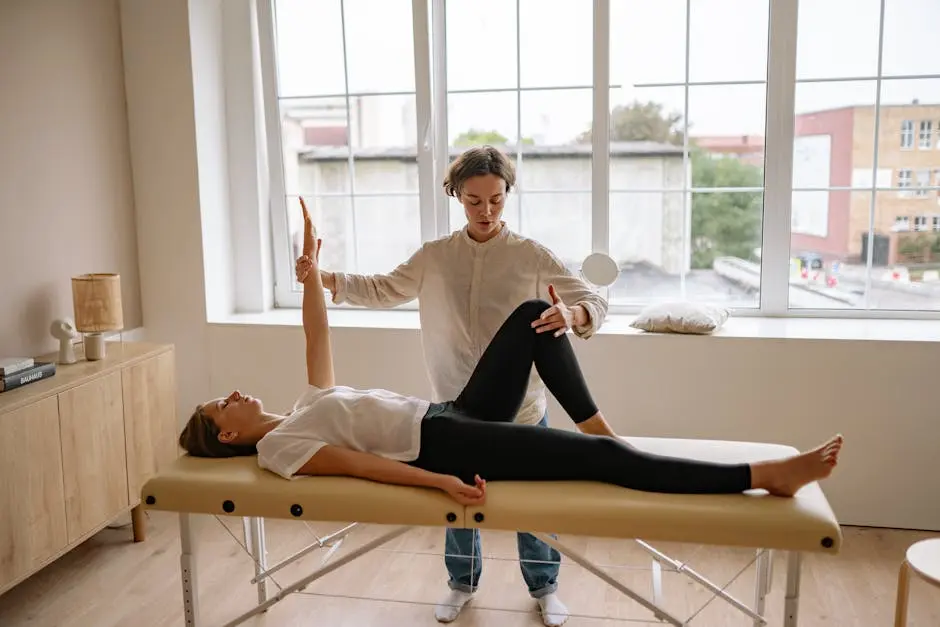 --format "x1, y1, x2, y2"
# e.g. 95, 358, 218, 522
410, 300, 751, 494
